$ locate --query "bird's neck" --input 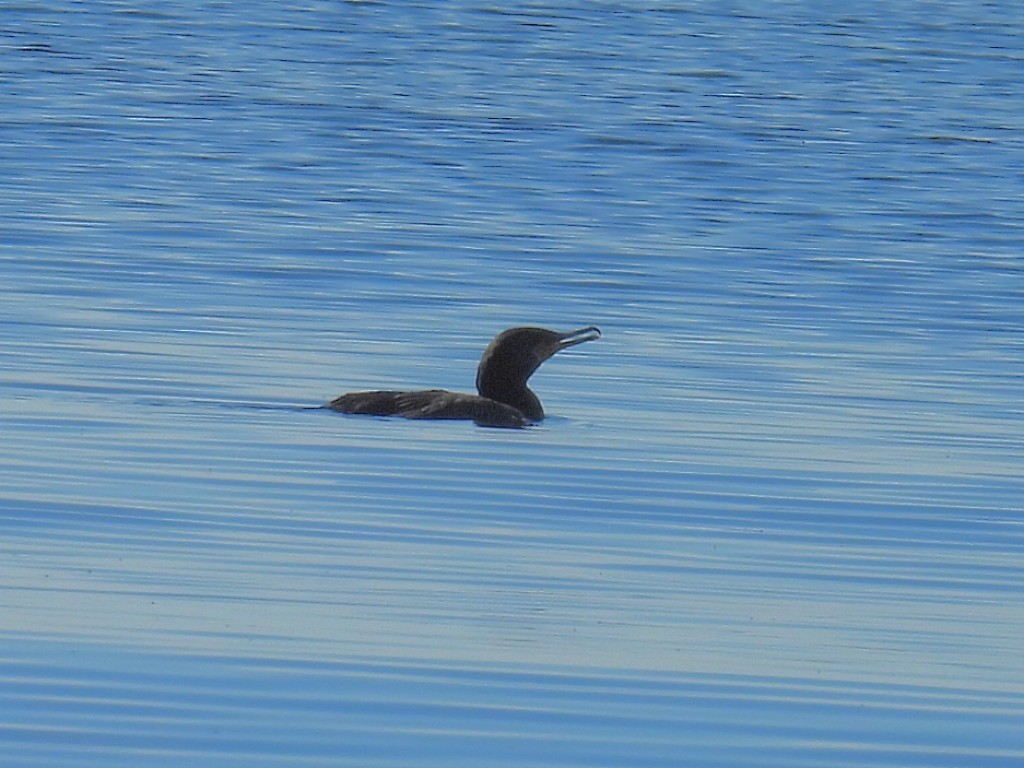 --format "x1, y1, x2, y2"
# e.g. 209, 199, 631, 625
477, 378, 543, 421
